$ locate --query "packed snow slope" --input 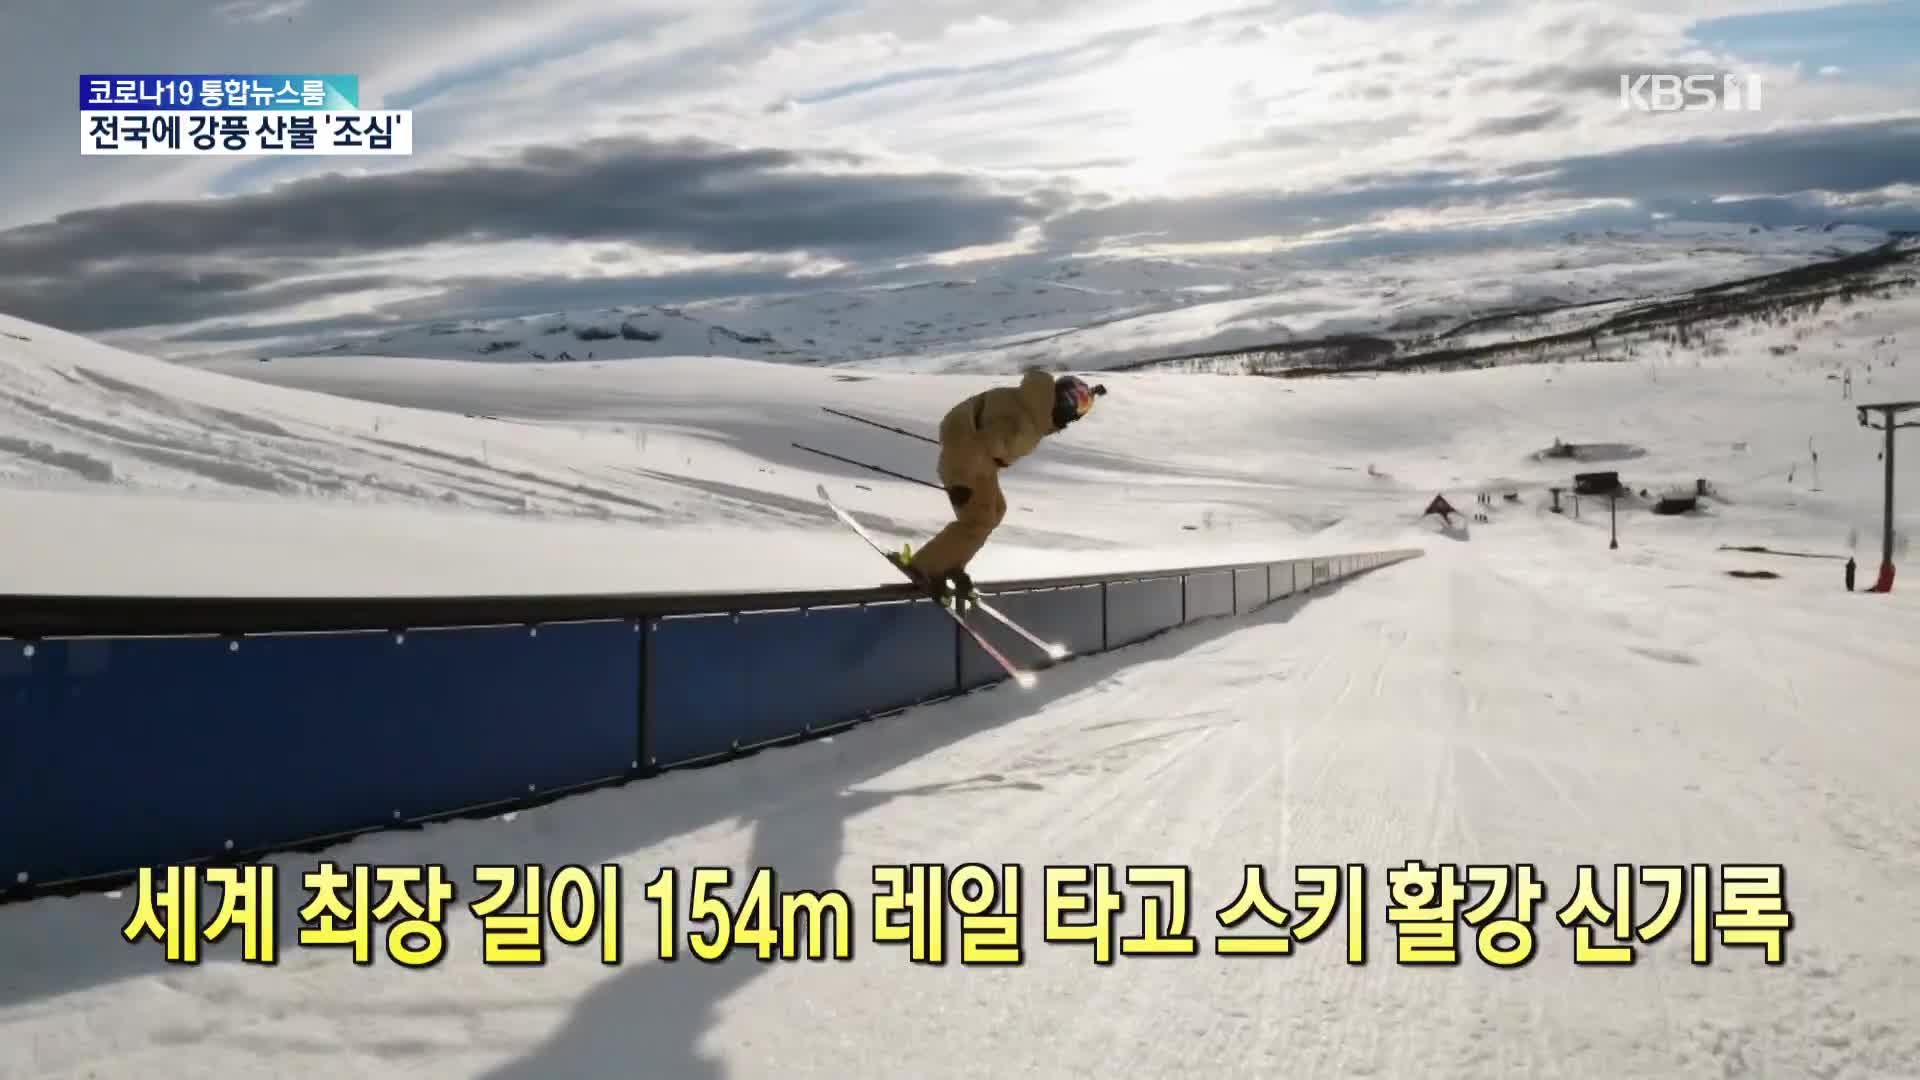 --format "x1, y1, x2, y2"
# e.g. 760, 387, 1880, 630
0, 313, 1354, 597
1, 483, 1916, 1078
4, 258, 1917, 596
1, 254, 1918, 1077
153, 221, 1894, 373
